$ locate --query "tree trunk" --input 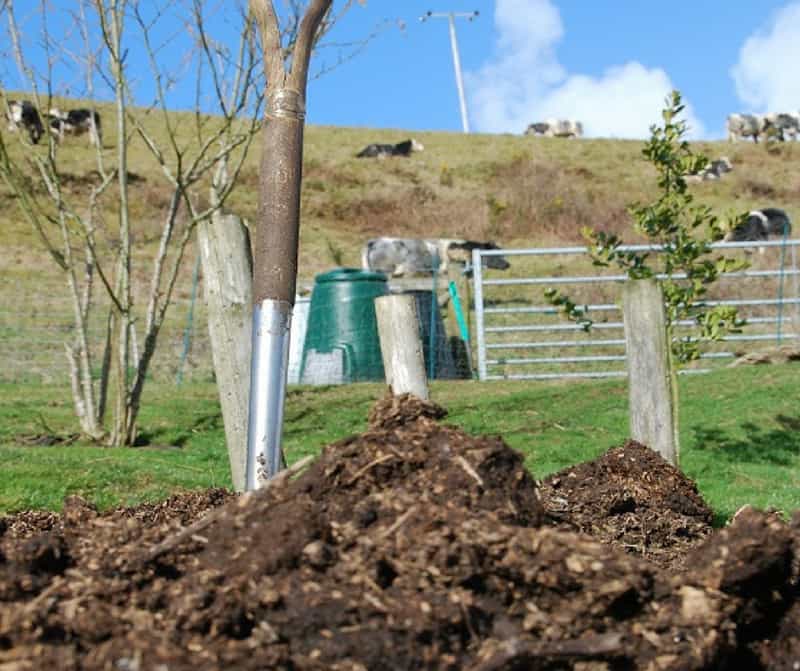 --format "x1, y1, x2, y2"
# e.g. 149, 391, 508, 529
247, 0, 333, 488
109, 0, 132, 447
198, 212, 253, 491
